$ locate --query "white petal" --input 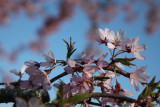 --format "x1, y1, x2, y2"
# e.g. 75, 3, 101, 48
10, 69, 19, 76
67, 58, 76, 67
133, 52, 145, 60
40, 62, 52, 68
133, 36, 140, 45
123, 89, 135, 96
131, 79, 139, 91
105, 71, 115, 78
43, 54, 52, 62
107, 43, 115, 49
48, 50, 55, 59
98, 28, 107, 40
107, 30, 115, 42
116, 29, 125, 40
21, 65, 26, 74
115, 62, 124, 70
24, 60, 36, 66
